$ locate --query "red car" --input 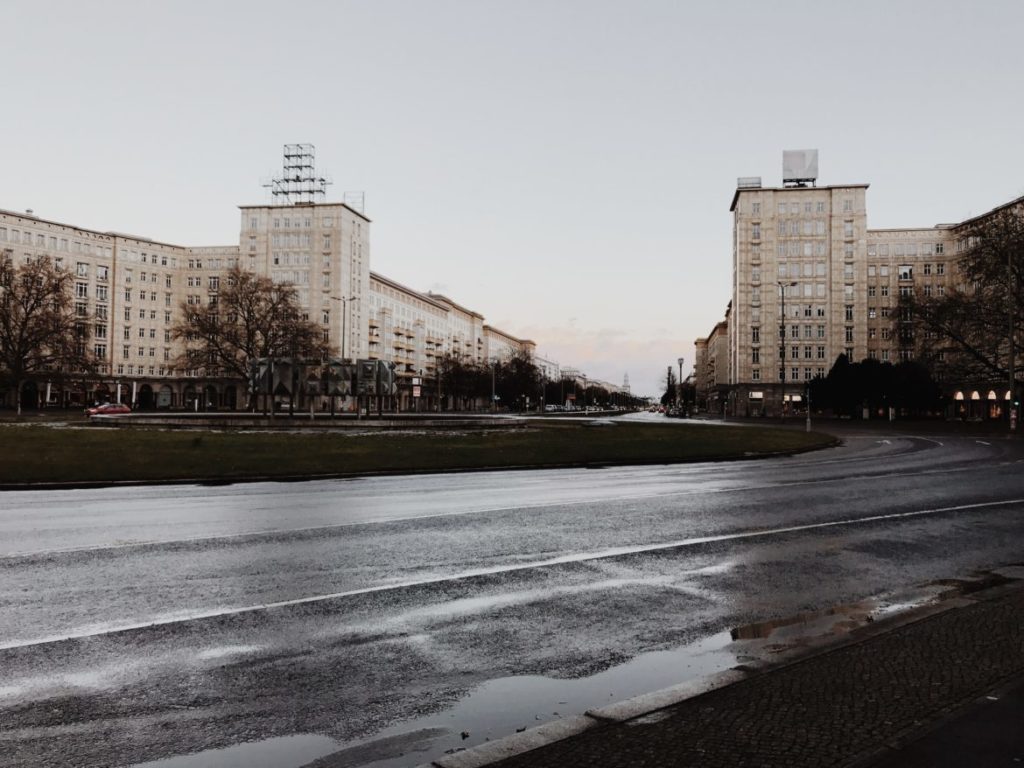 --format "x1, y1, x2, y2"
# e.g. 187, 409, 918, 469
84, 402, 132, 416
